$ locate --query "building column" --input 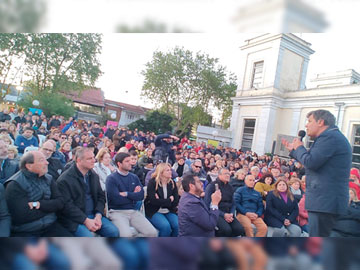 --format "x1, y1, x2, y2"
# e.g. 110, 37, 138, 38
230, 102, 241, 148
253, 104, 277, 155
290, 108, 302, 136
